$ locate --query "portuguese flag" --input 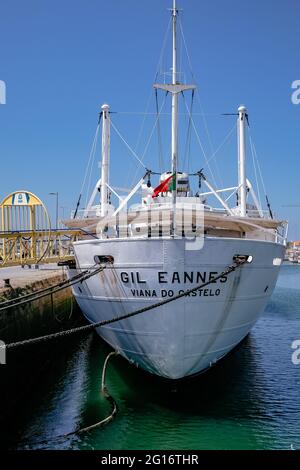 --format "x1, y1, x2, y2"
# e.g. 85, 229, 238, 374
152, 173, 176, 198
